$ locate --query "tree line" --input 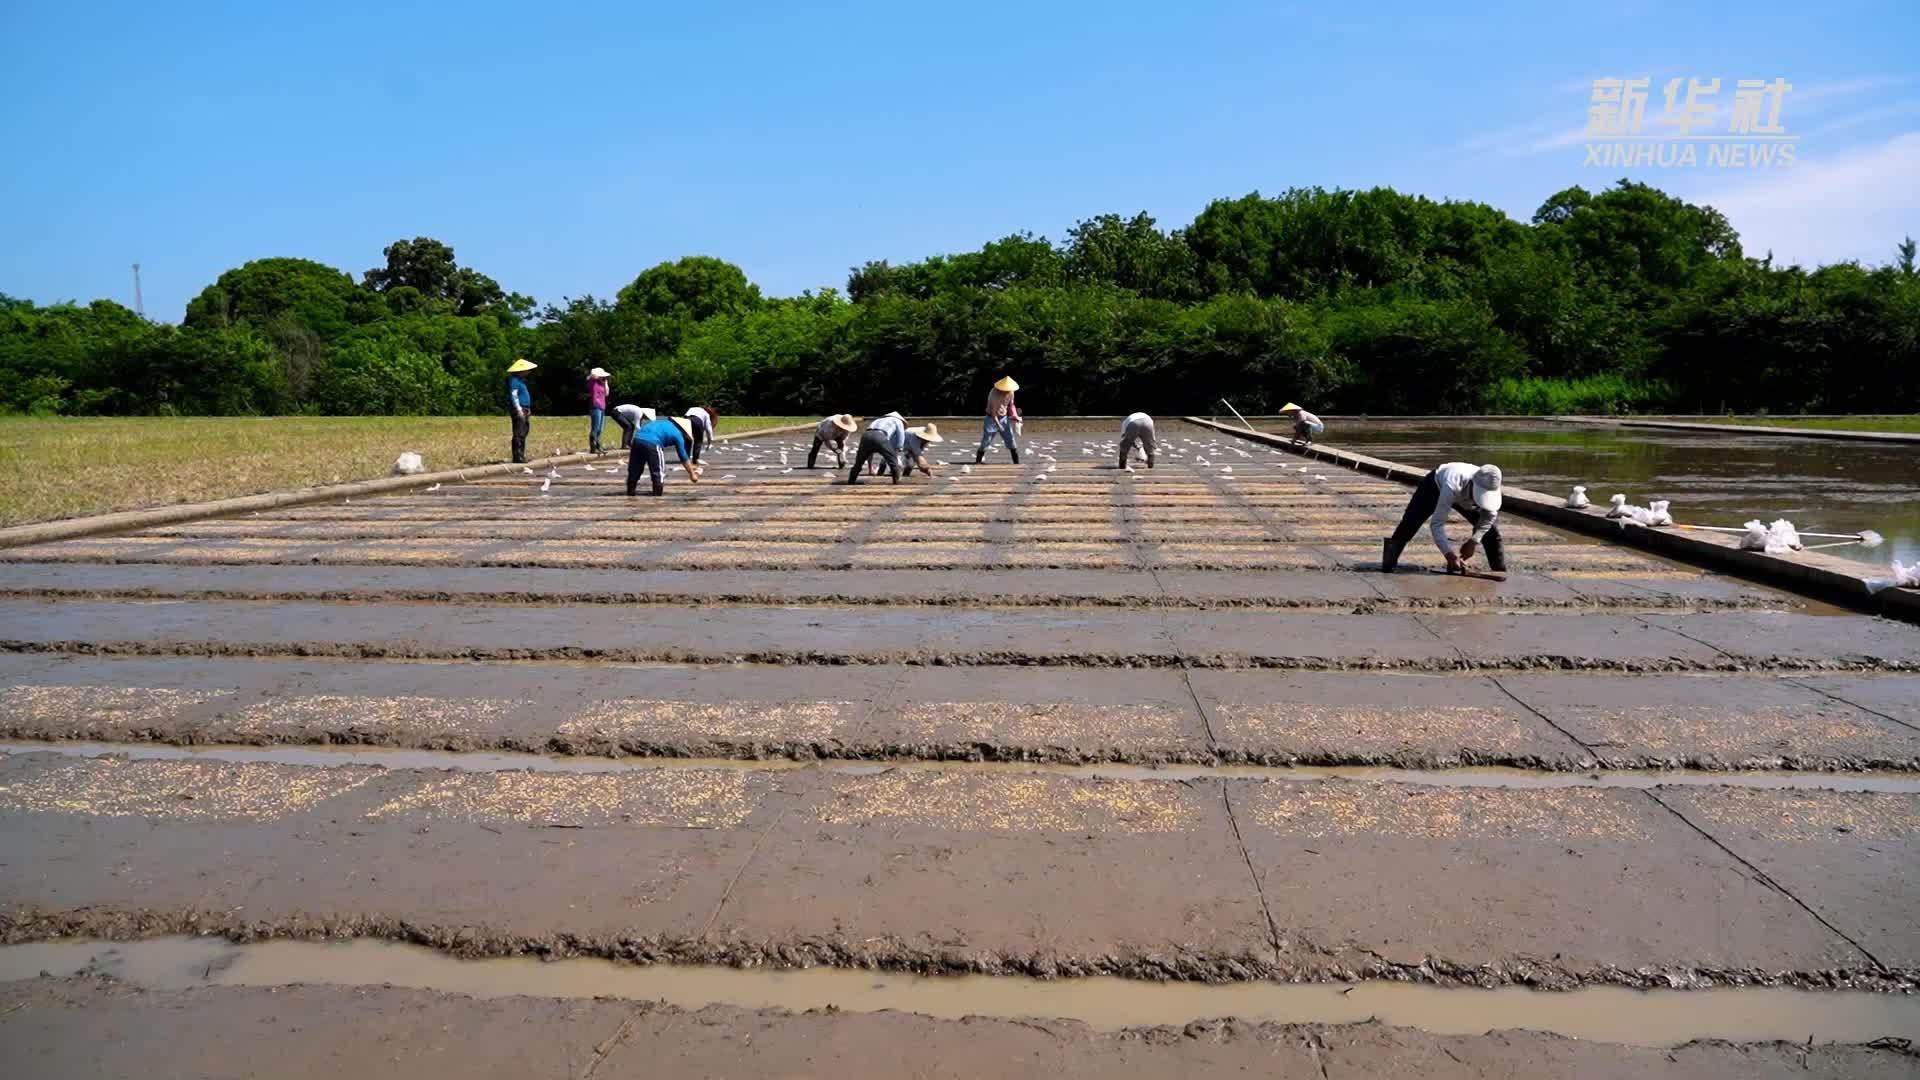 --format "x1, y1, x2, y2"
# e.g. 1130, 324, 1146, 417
5, 182, 1917, 418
